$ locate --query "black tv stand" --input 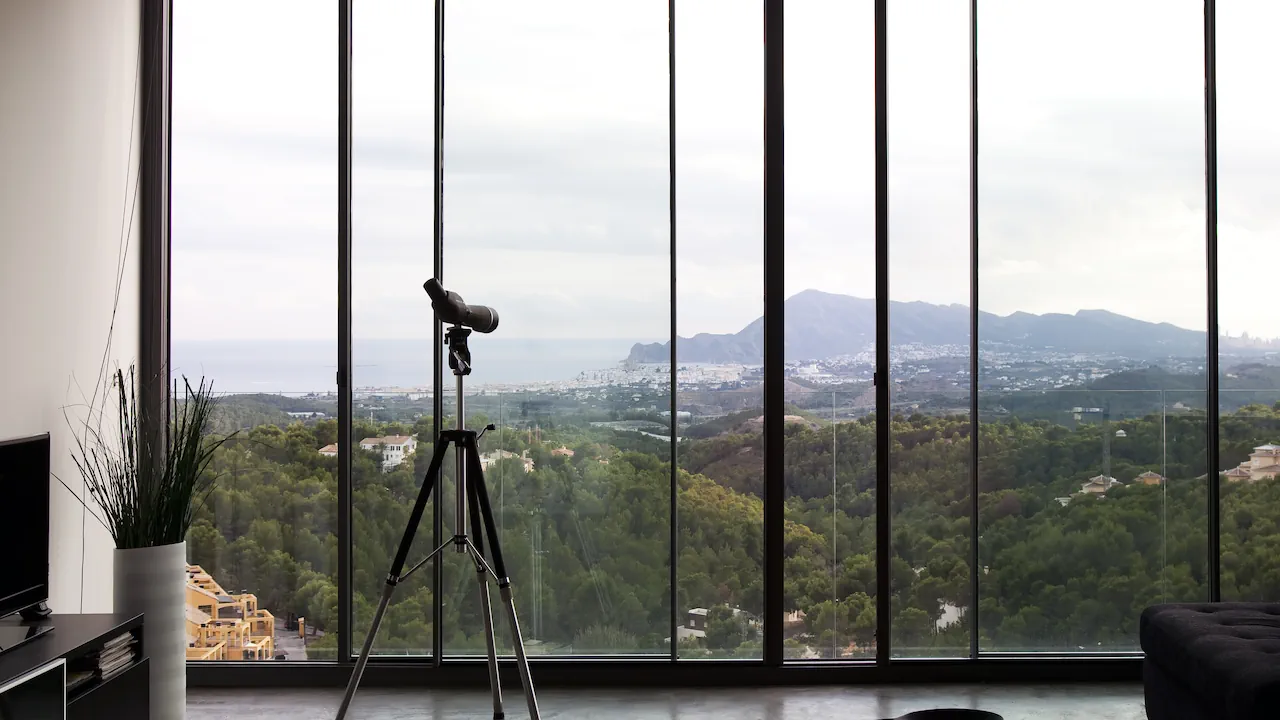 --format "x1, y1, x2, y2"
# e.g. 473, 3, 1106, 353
0, 622, 52, 657
0, 614, 147, 720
